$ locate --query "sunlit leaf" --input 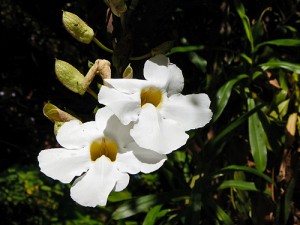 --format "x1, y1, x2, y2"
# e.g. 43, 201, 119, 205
218, 180, 270, 194
260, 59, 300, 74
142, 205, 170, 225
248, 98, 267, 172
